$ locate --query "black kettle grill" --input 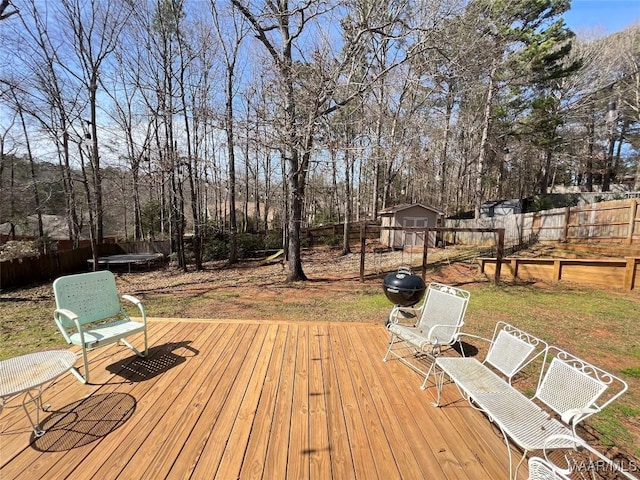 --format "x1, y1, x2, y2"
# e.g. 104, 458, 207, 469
382, 267, 426, 307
